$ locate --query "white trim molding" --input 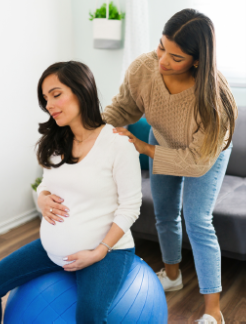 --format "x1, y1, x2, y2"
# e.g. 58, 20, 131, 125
0, 209, 39, 235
